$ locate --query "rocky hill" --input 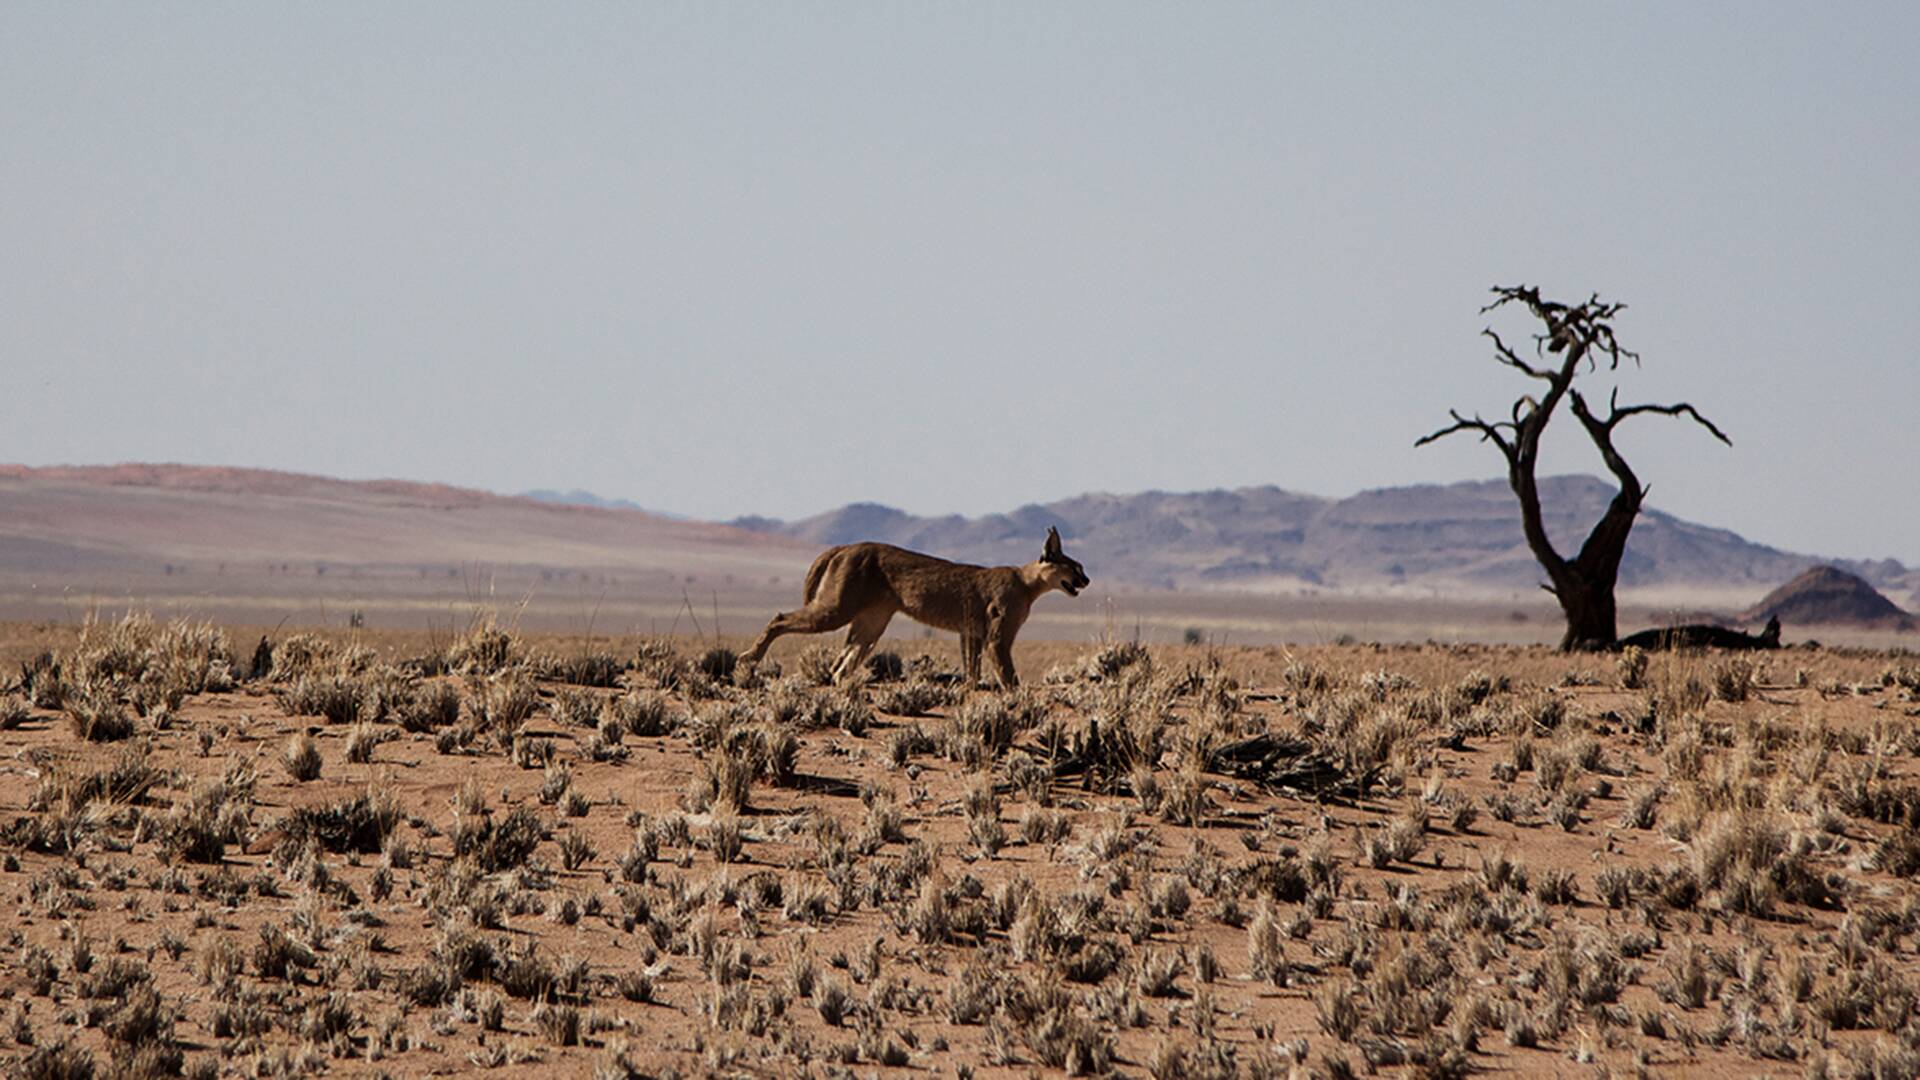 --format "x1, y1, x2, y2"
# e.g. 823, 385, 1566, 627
1742, 566, 1917, 629
732, 475, 1920, 606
